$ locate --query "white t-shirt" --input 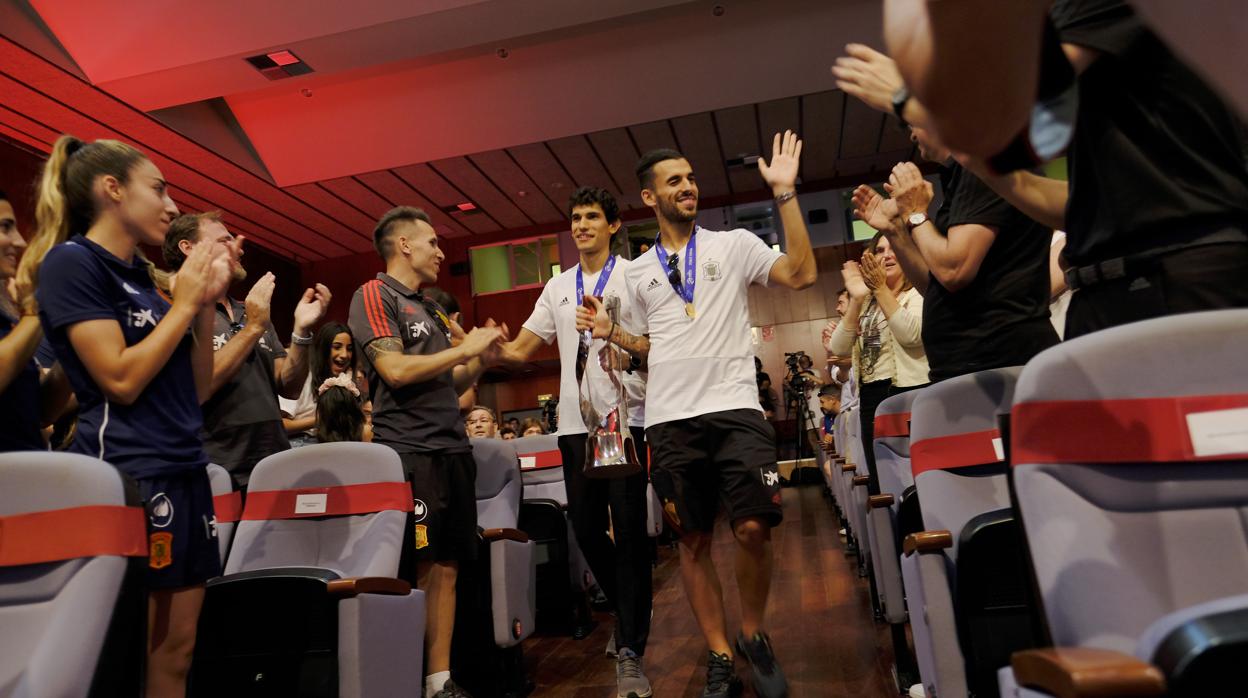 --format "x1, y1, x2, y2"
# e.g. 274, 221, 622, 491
522, 256, 646, 435
278, 374, 316, 437
625, 227, 783, 428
